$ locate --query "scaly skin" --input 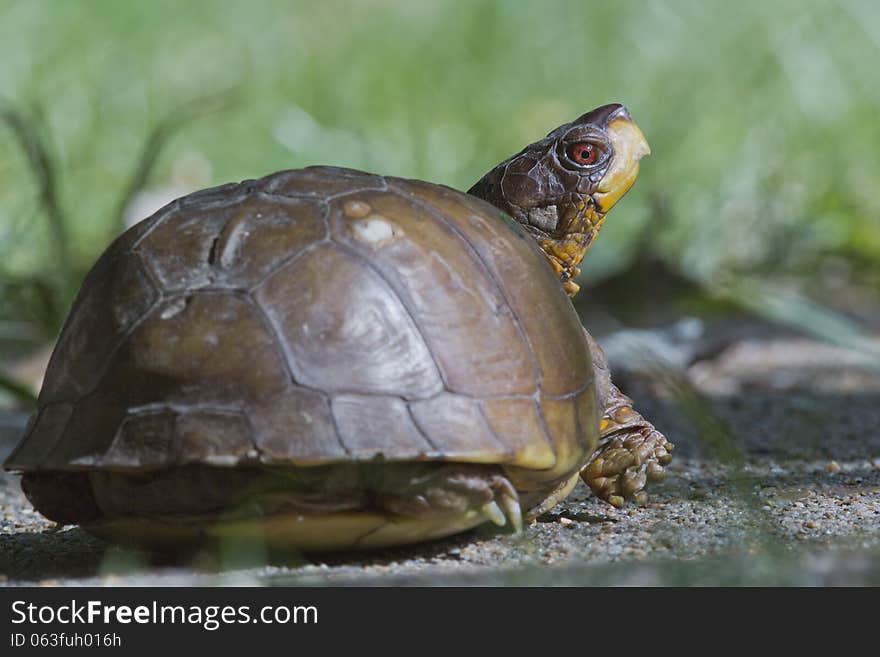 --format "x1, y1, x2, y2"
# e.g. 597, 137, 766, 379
470, 103, 674, 507
536, 209, 604, 296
